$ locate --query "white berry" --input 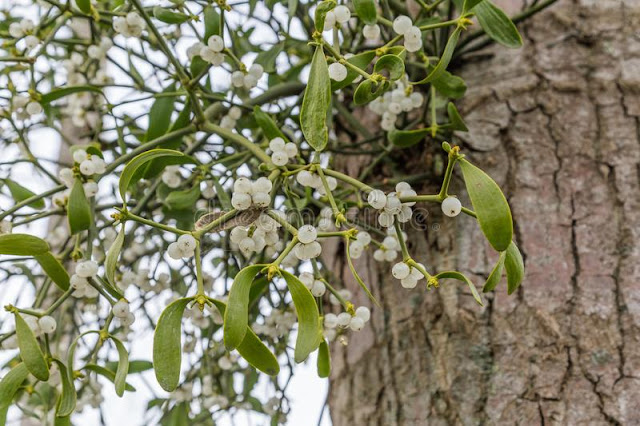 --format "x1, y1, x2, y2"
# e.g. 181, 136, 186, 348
112, 300, 130, 318
38, 316, 57, 334
393, 15, 412, 35
328, 63, 348, 82
355, 306, 370, 322
363, 24, 380, 40
367, 189, 387, 209
334, 5, 351, 23
349, 317, 365, 331
297, 225, 318, 244
311, 280, 326, 297
392, 262, 411, 279
441, 196, 462, 217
